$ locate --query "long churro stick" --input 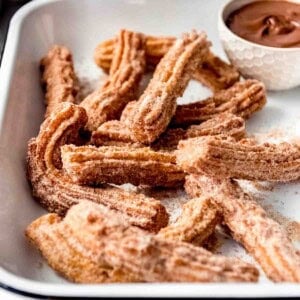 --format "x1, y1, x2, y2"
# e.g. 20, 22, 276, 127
177, 135, 300, 182
61, 144, 184, 187
185, 174, 300, 282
